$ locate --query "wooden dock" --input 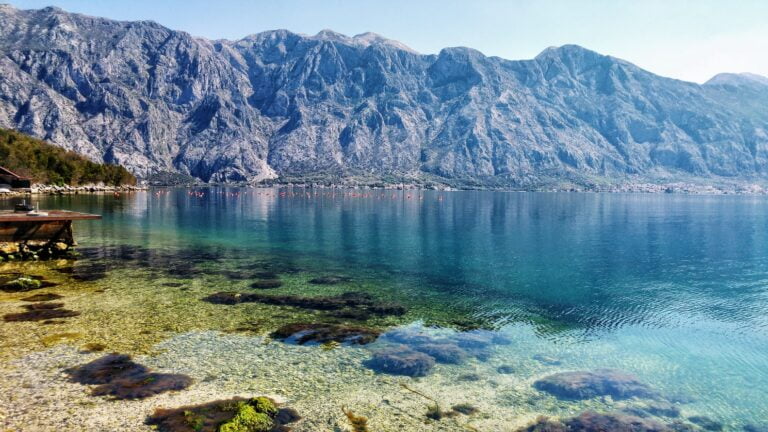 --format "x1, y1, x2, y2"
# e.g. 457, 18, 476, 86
0, 210, 101, 244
